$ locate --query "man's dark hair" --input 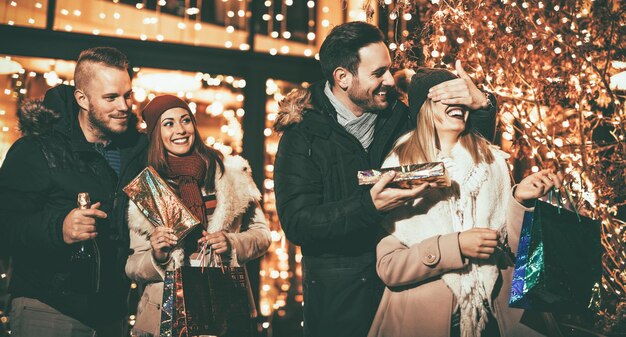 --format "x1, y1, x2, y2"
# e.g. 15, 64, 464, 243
319, 21, 385, 86
74, 47, 129, 90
